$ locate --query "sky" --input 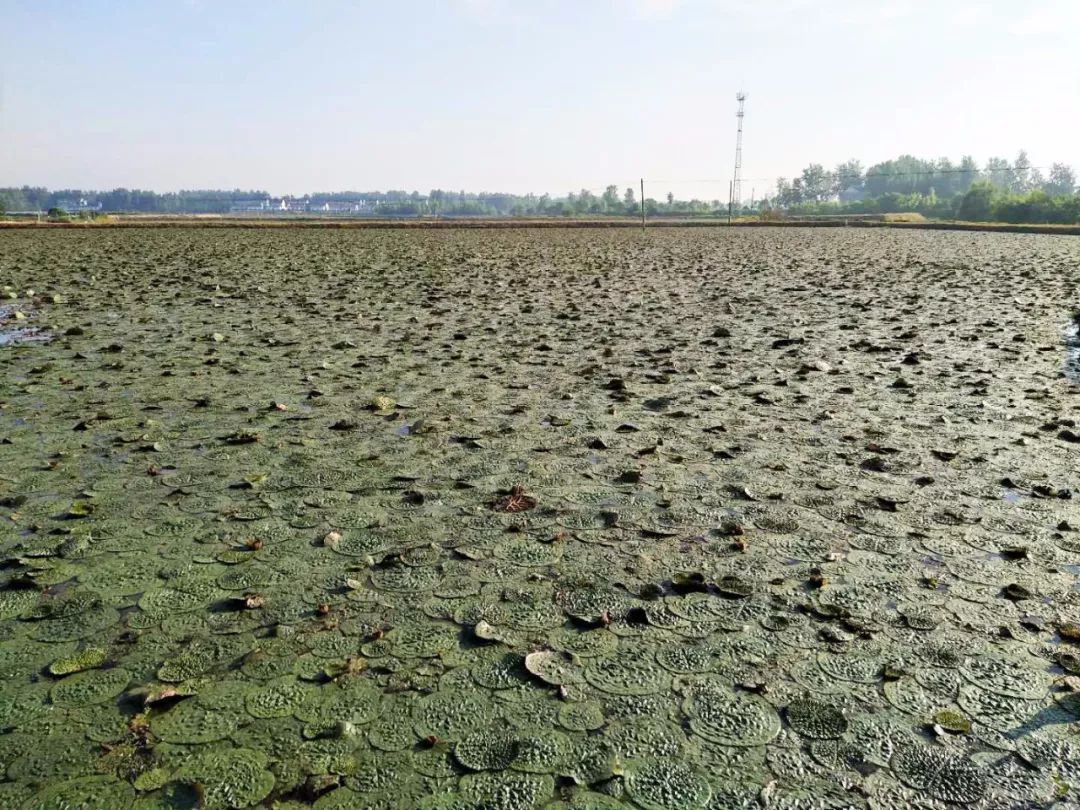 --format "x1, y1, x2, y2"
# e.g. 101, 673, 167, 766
2, 0, 1078, 198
